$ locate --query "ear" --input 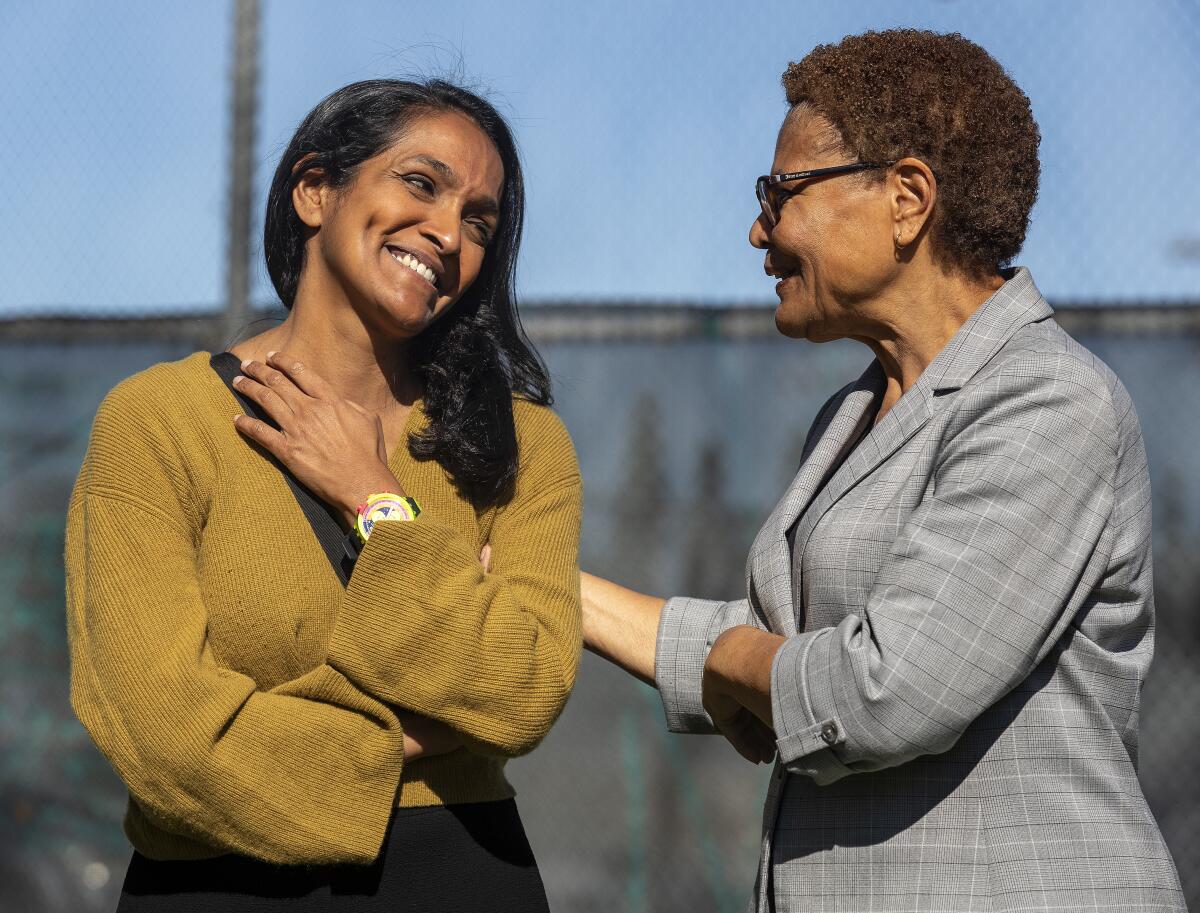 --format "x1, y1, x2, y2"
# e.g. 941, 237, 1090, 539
888, 157, 937, 249
291, 156, 331, 230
